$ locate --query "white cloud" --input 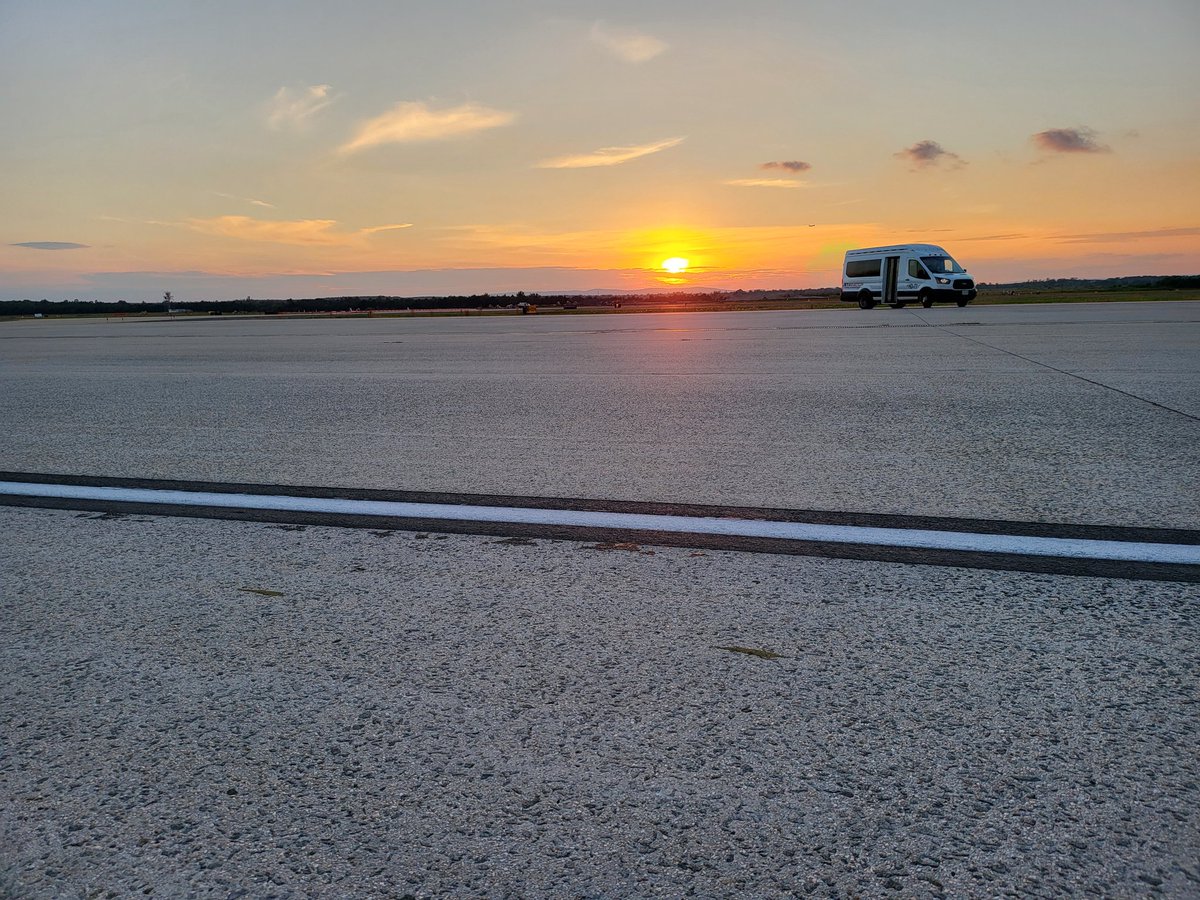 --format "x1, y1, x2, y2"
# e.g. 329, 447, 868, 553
358, 224, 415, 236
214, 191, 276, 209
724, 178, 805, 188
537, 137, 685, 169
590, 22, 667, 62
266, 85, 337, 130
338, 101, 515, 154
